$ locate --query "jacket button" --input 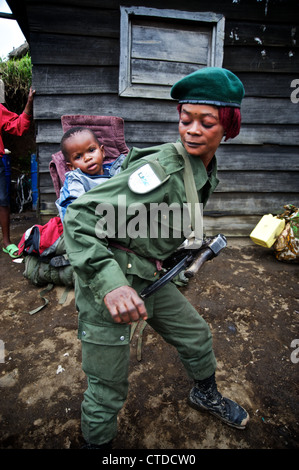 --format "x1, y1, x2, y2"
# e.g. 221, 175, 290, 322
127, 263, 132, 268
120, 336, 125, 341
